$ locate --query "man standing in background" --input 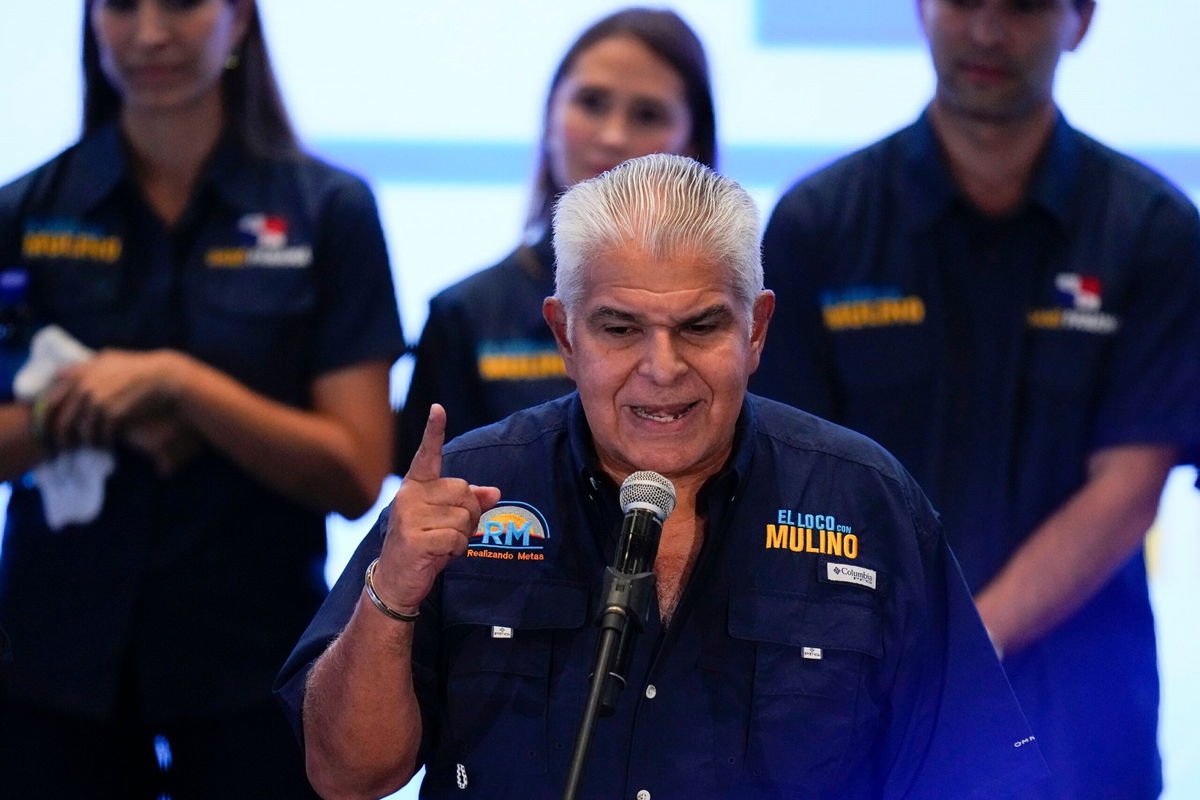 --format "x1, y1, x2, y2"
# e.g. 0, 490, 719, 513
753, 1, 1200, 797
